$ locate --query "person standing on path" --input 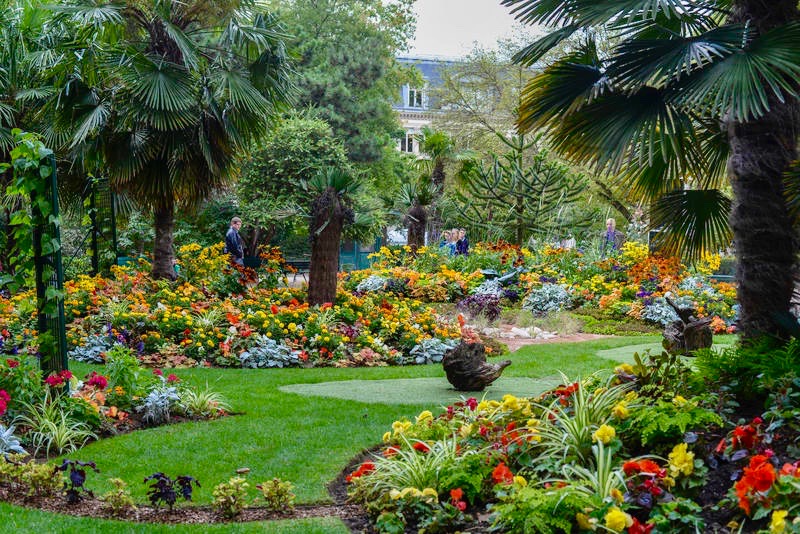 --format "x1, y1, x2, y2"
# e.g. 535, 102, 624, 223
225, 217, 245, 266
